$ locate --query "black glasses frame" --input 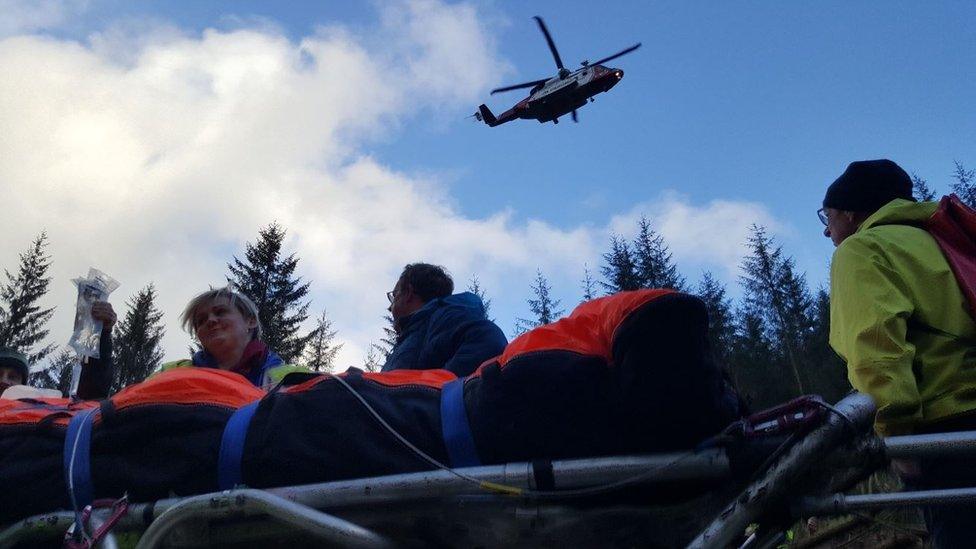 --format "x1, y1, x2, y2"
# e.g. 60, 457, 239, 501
817, 208, 828, 226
